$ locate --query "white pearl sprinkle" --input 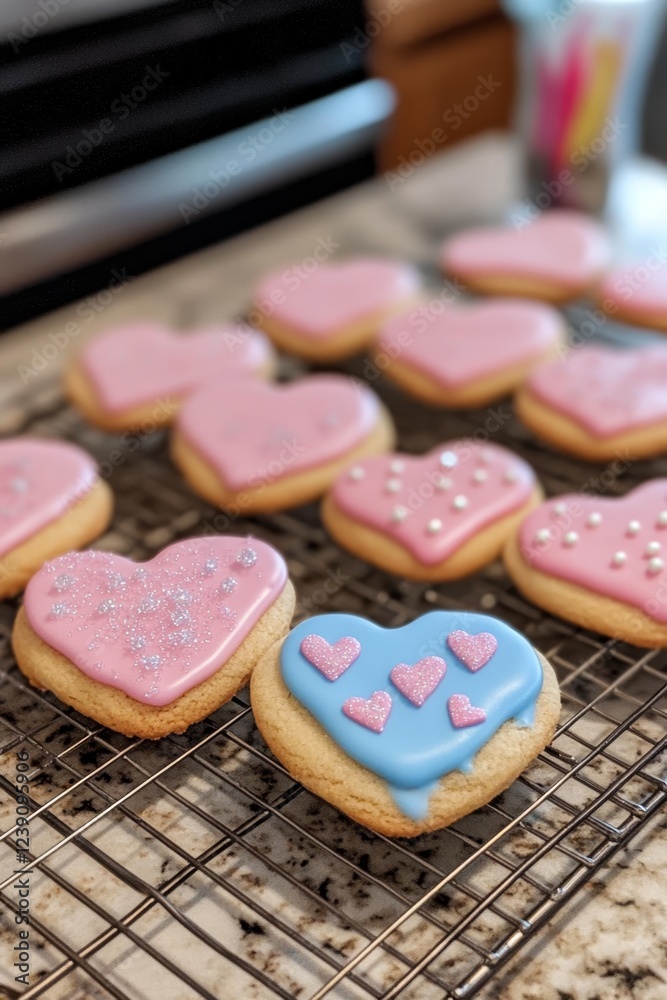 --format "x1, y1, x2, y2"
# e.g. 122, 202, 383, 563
435, 475, 452, 491
452, 495, 468, 510
426, 518, 443, 534
440, 451, 458, 469
236, 547, 258, 568
473, 469, 488, 484
553, 502, 568, 516
129, 636, 147, 651
657, 512, 667, 528
563, 531, 578, 547
646, 541, 661, 556
627, 520, 641, 536
203, 558, 219, 576
390, 459, 405, 474
391, 505, 407, 523
535, 529, 551, 544
647, 556, 664, 574
587, 512, 602, 528
385, 478, 402, 494
348, 466, 365, 481
219, 576, 237, 595
504, 469, 518, 484
612, 551, 627, 567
